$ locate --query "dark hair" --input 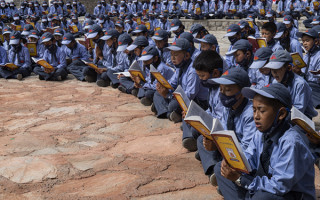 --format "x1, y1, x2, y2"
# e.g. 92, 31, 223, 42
193, 50, 223, 73
261, 22, 277, 34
